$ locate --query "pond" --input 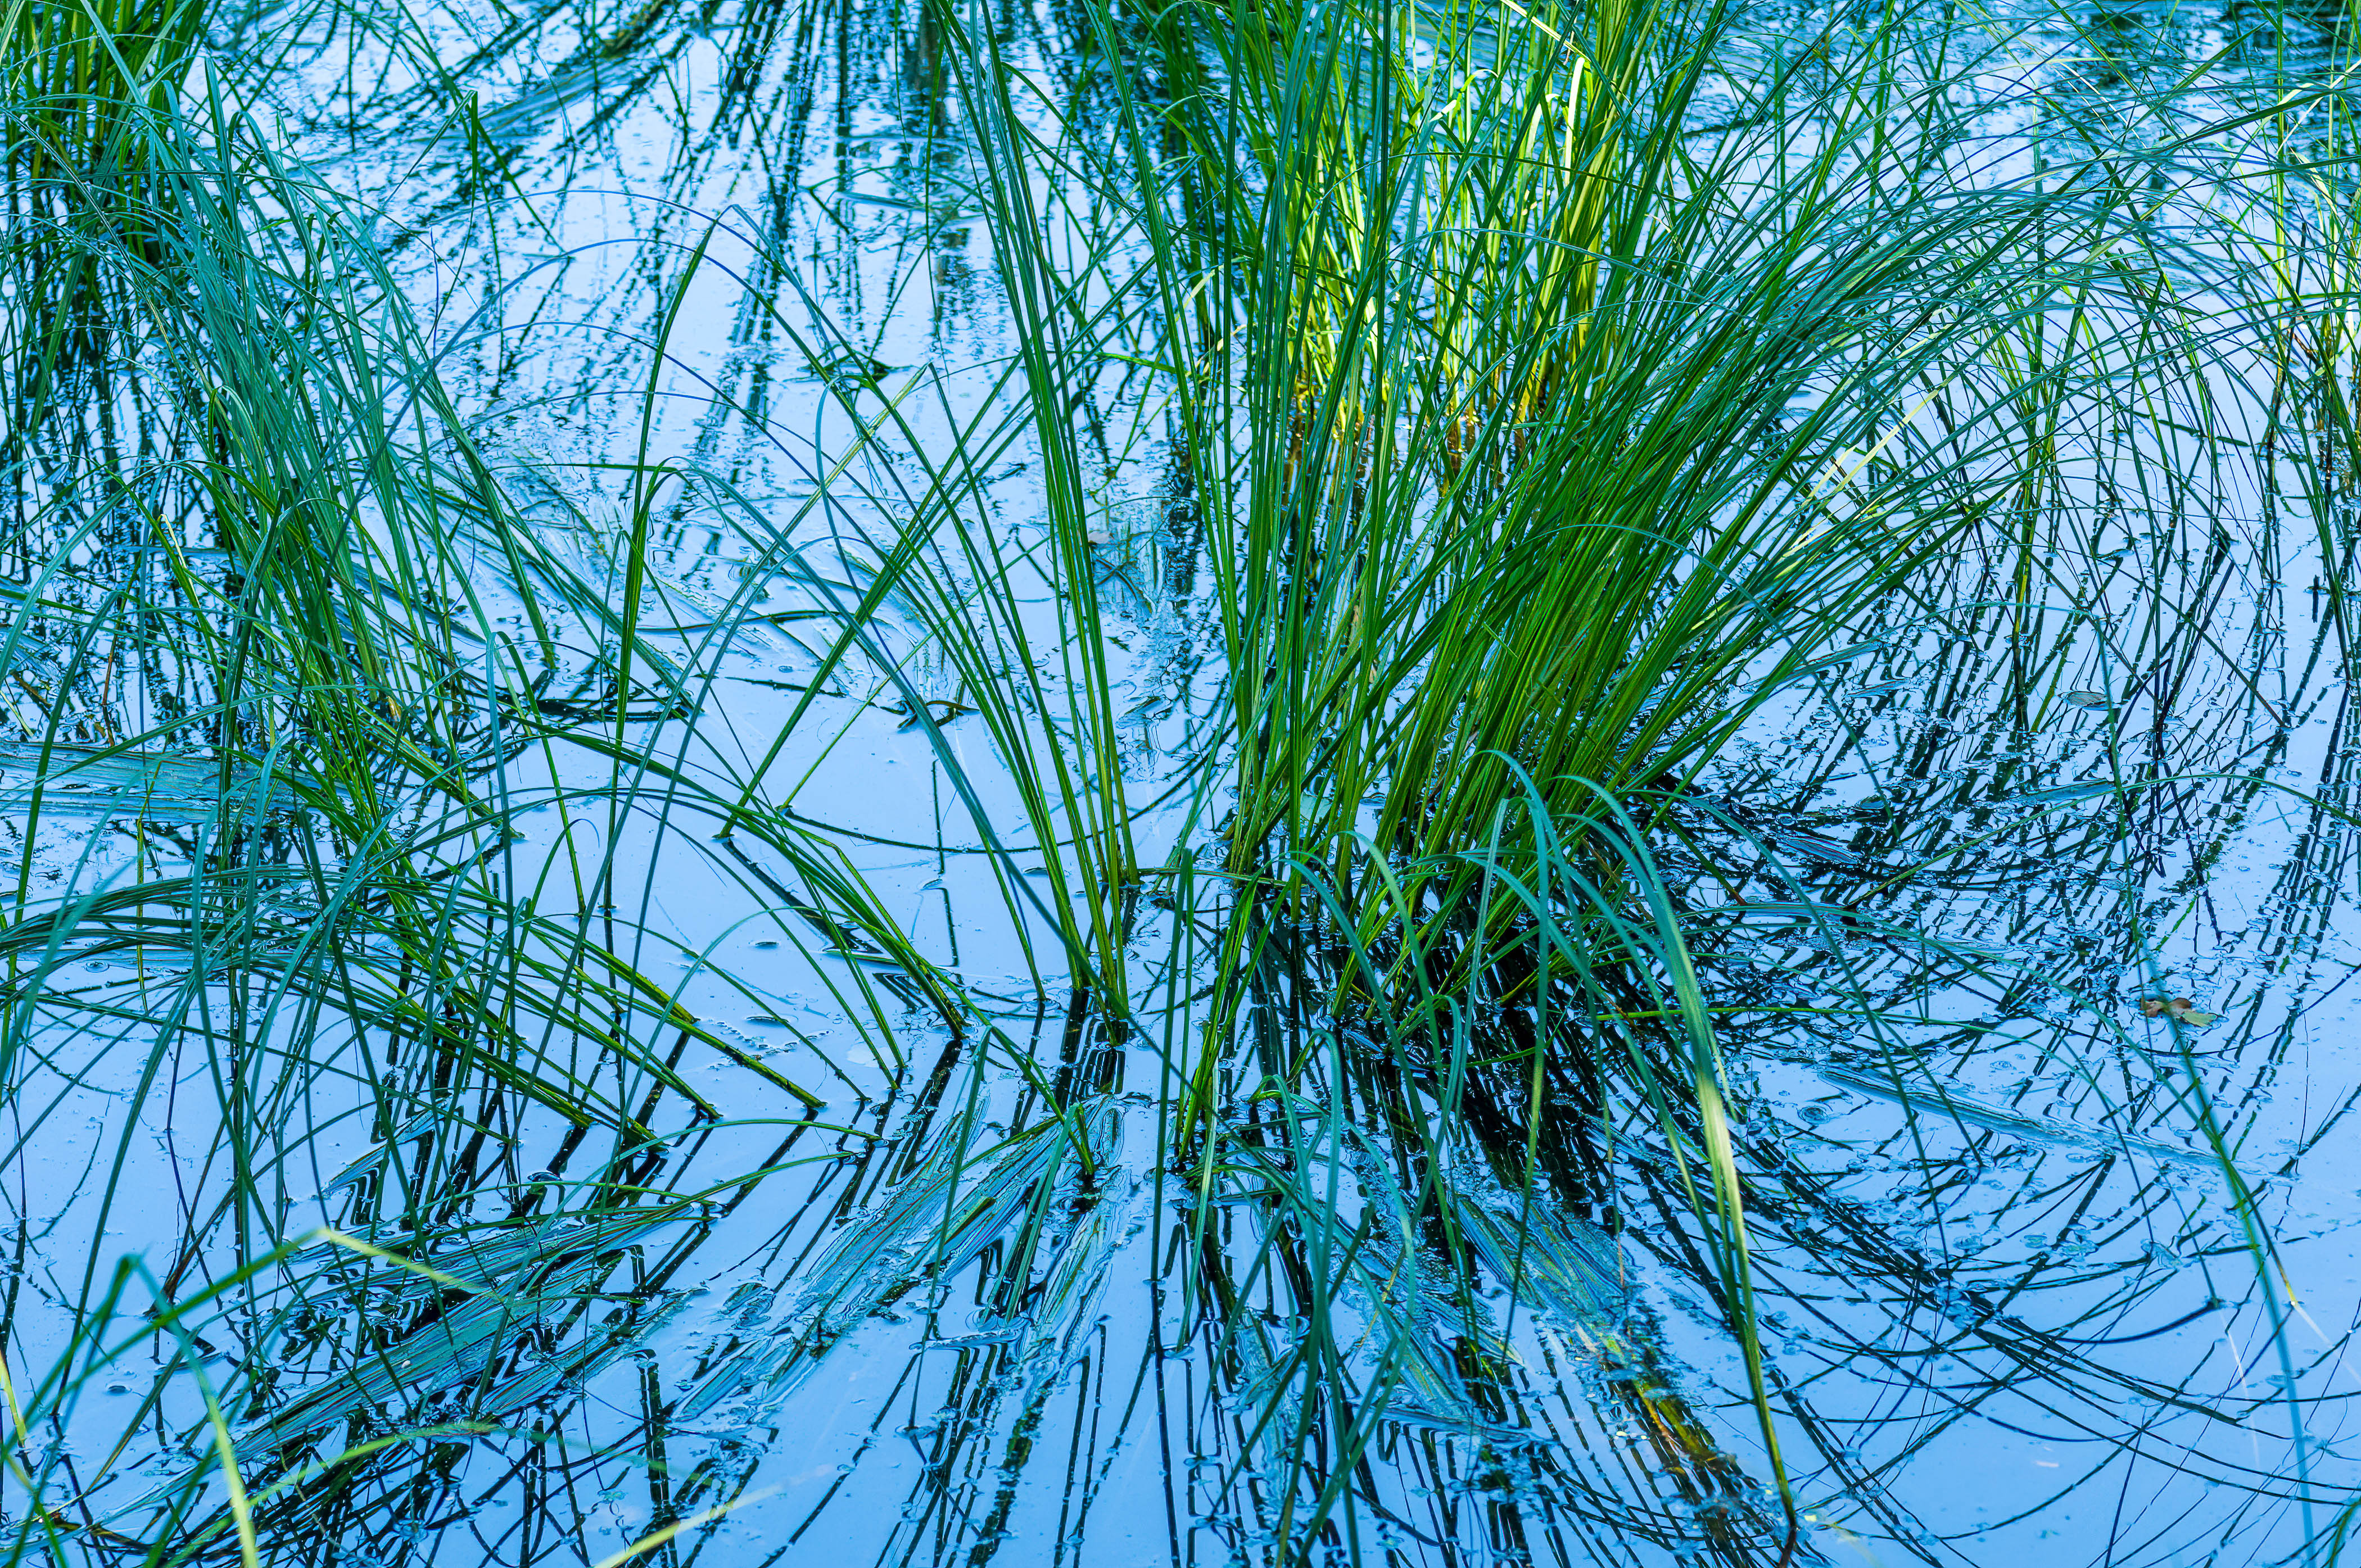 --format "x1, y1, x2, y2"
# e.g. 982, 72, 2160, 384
2, 0, 2358, 1562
